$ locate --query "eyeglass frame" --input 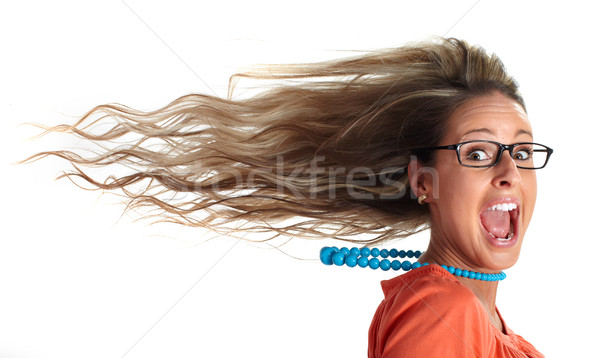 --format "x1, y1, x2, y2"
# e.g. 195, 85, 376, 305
415, 140, 554, 169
